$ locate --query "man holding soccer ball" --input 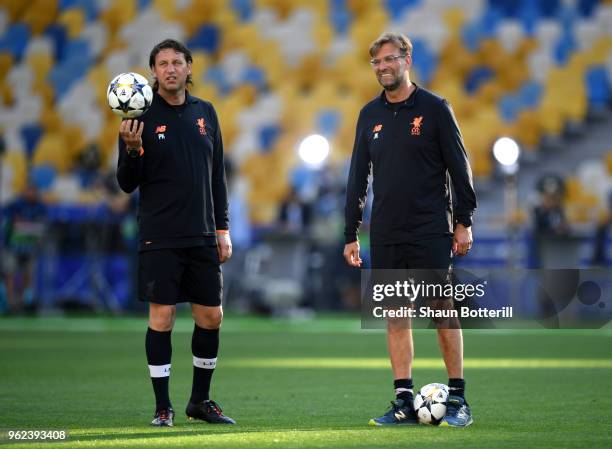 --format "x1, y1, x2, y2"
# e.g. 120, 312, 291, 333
344, 33, 477, 427
116, 39, 234, 427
